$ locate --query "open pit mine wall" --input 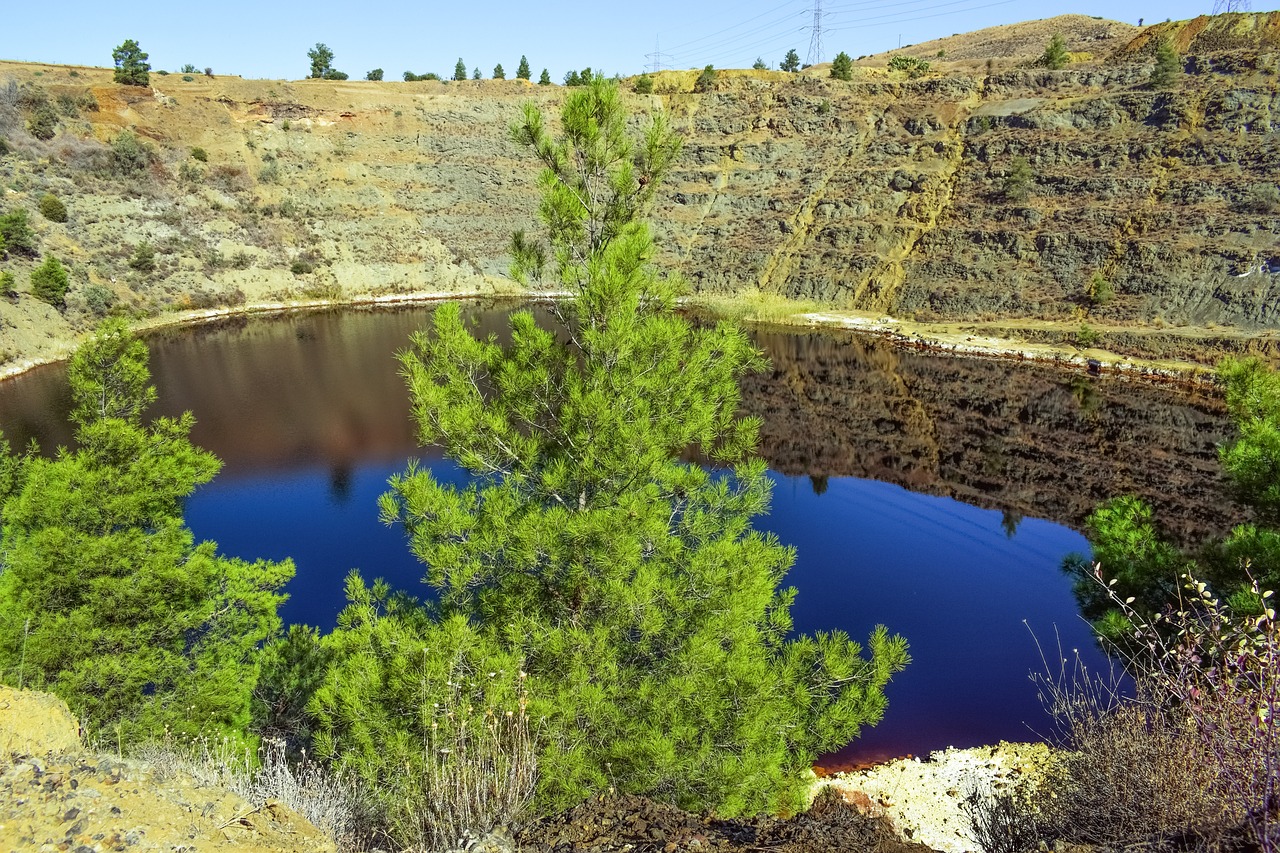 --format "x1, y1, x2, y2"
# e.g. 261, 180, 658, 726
2, 36, 1278, 333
